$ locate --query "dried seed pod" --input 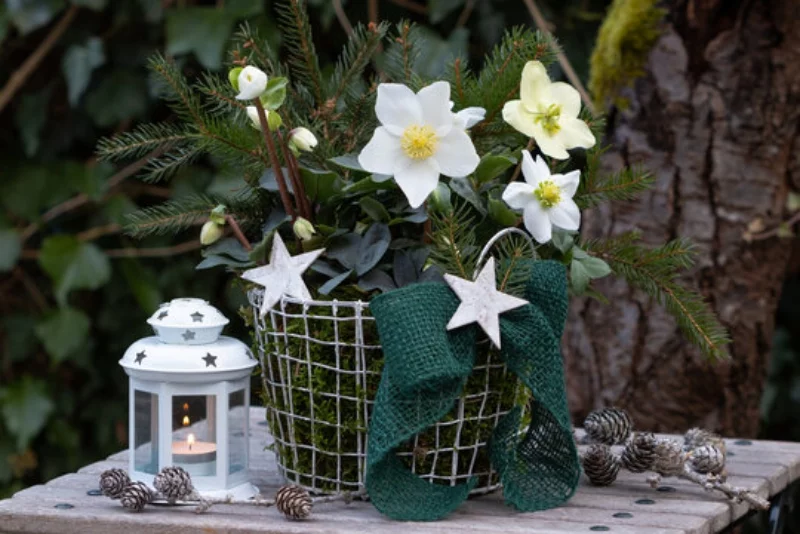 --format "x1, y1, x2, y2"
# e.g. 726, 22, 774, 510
100, 468, 131, 499
120, 482, 154, 512
275, 485, 312, 520
621, 432, 657, 473
154, 466, 195, 502
584, 408, 633, 445
689, 445, 726, 475
582, 444, 620, 486
684, 428, 726, 456
653, 438, 686, 476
